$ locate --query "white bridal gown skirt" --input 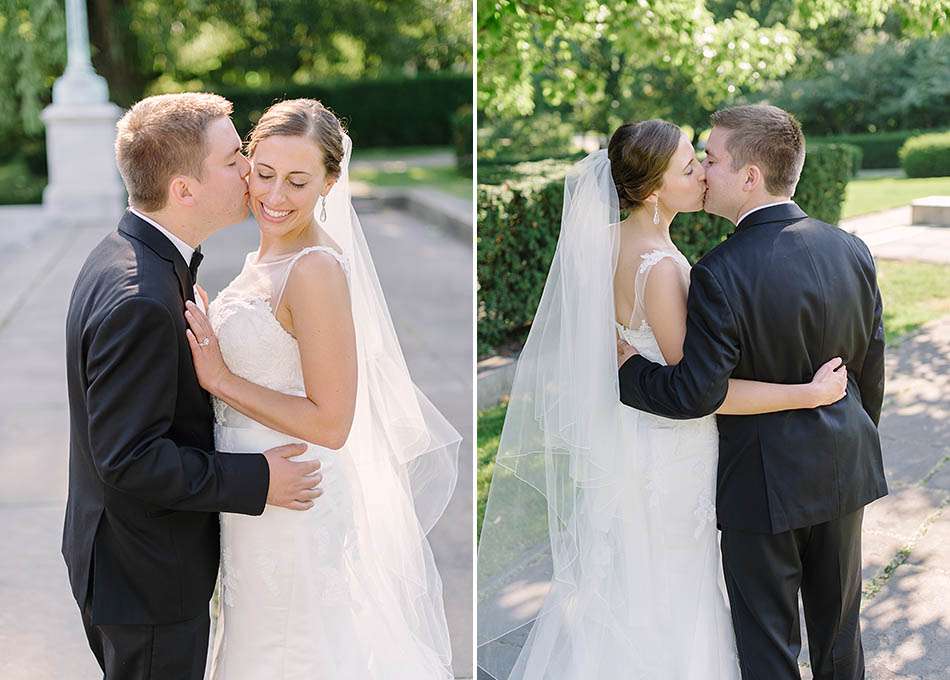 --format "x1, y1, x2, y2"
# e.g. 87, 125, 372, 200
205, 425, 449, 680
509, 410, 741, 680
